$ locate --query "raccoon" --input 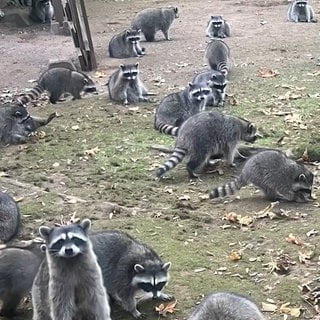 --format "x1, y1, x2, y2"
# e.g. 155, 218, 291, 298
206, 15, 231, 39
30, 0, 54, 24
17, 67, 96, 105
210, 149, 314, 202
156, 111, 257, 179
0, 242, 44, 317
188, 292, 265, 320
108, 63, 149, 105
192, 70, 228, 107
108, 29, 145, 58
154, 82, 211, 136
287, 0, 317, 23
205, 39, 230, 77
131, 7, 179, 42
90, 230, 172, 318
32, 219, 111, 320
